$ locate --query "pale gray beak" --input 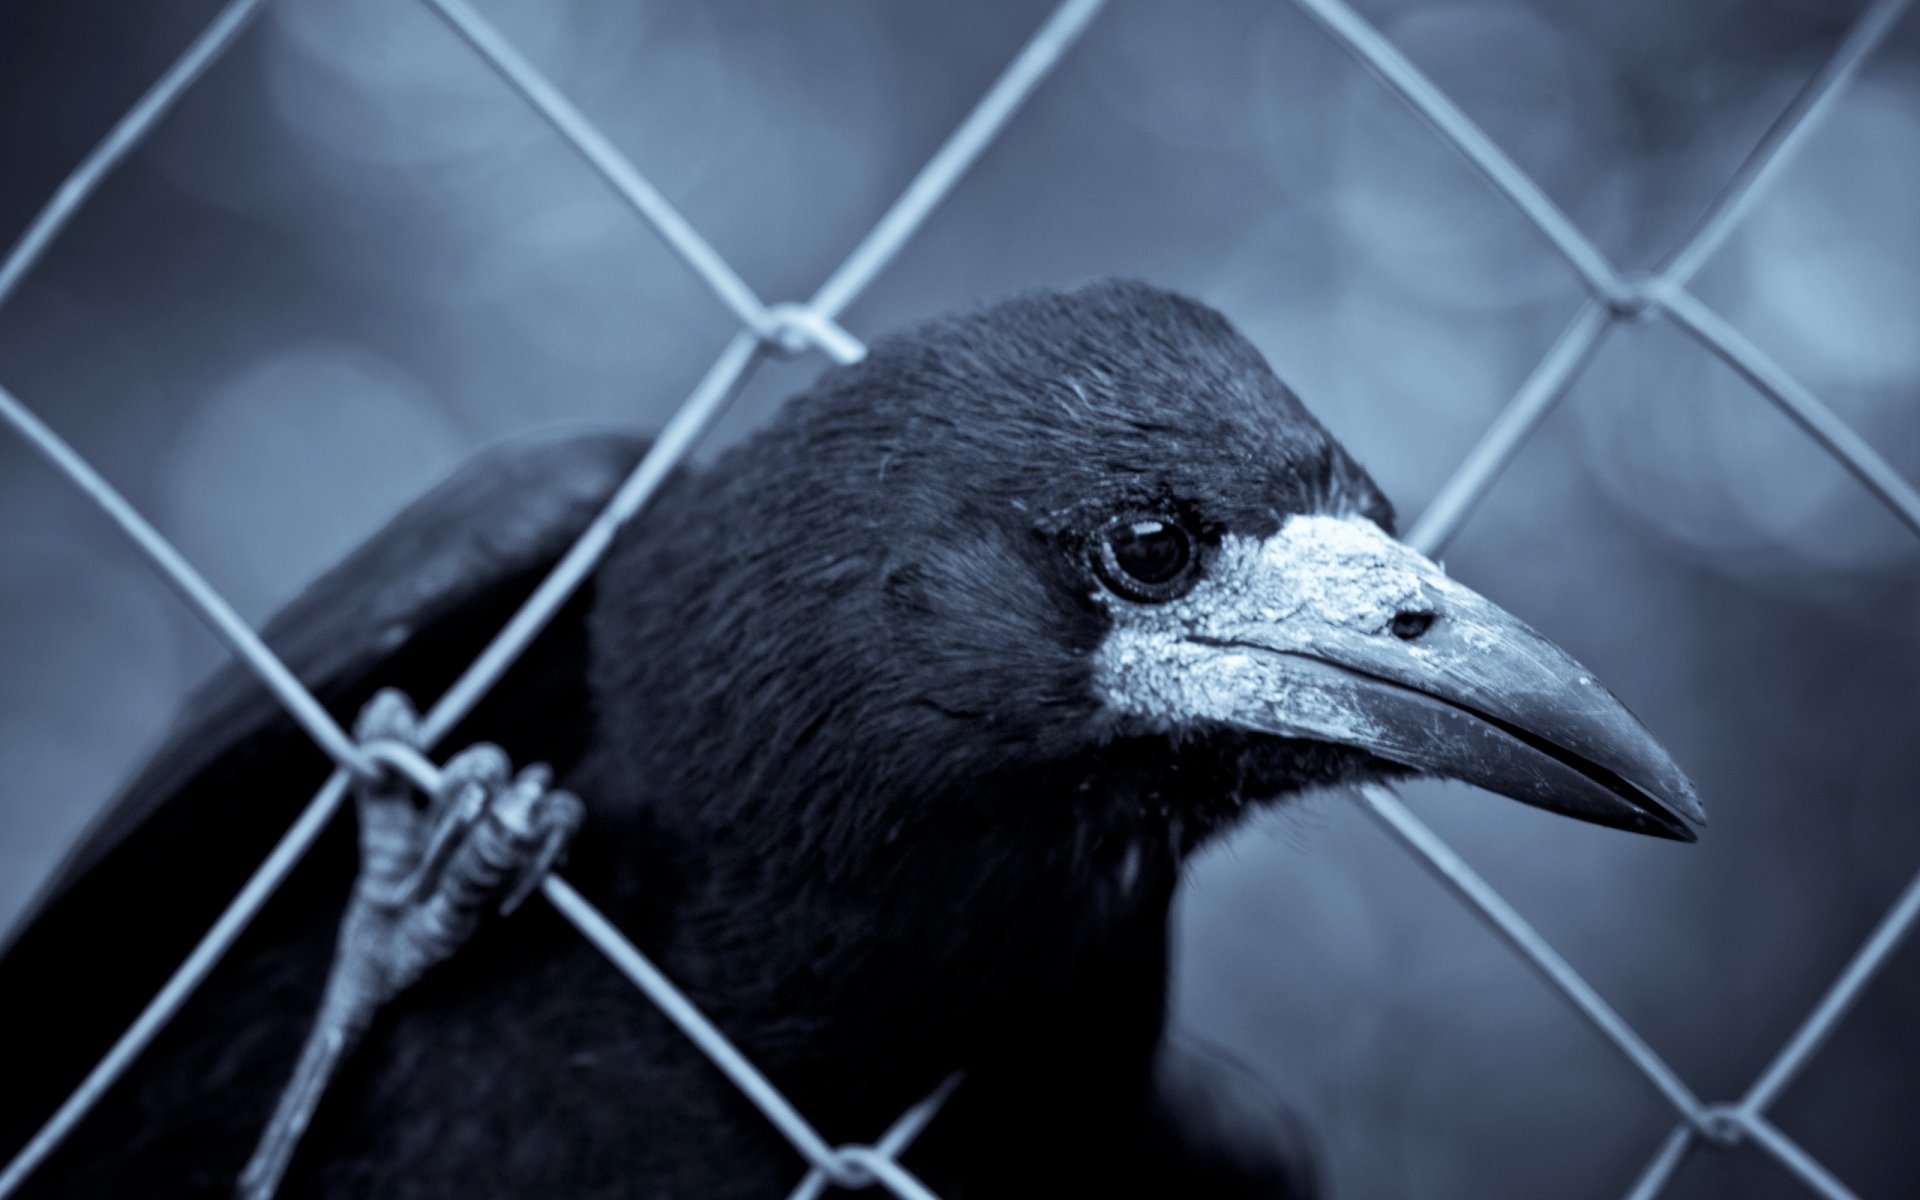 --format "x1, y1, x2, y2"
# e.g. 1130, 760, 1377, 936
1094, 516, 1705, 841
